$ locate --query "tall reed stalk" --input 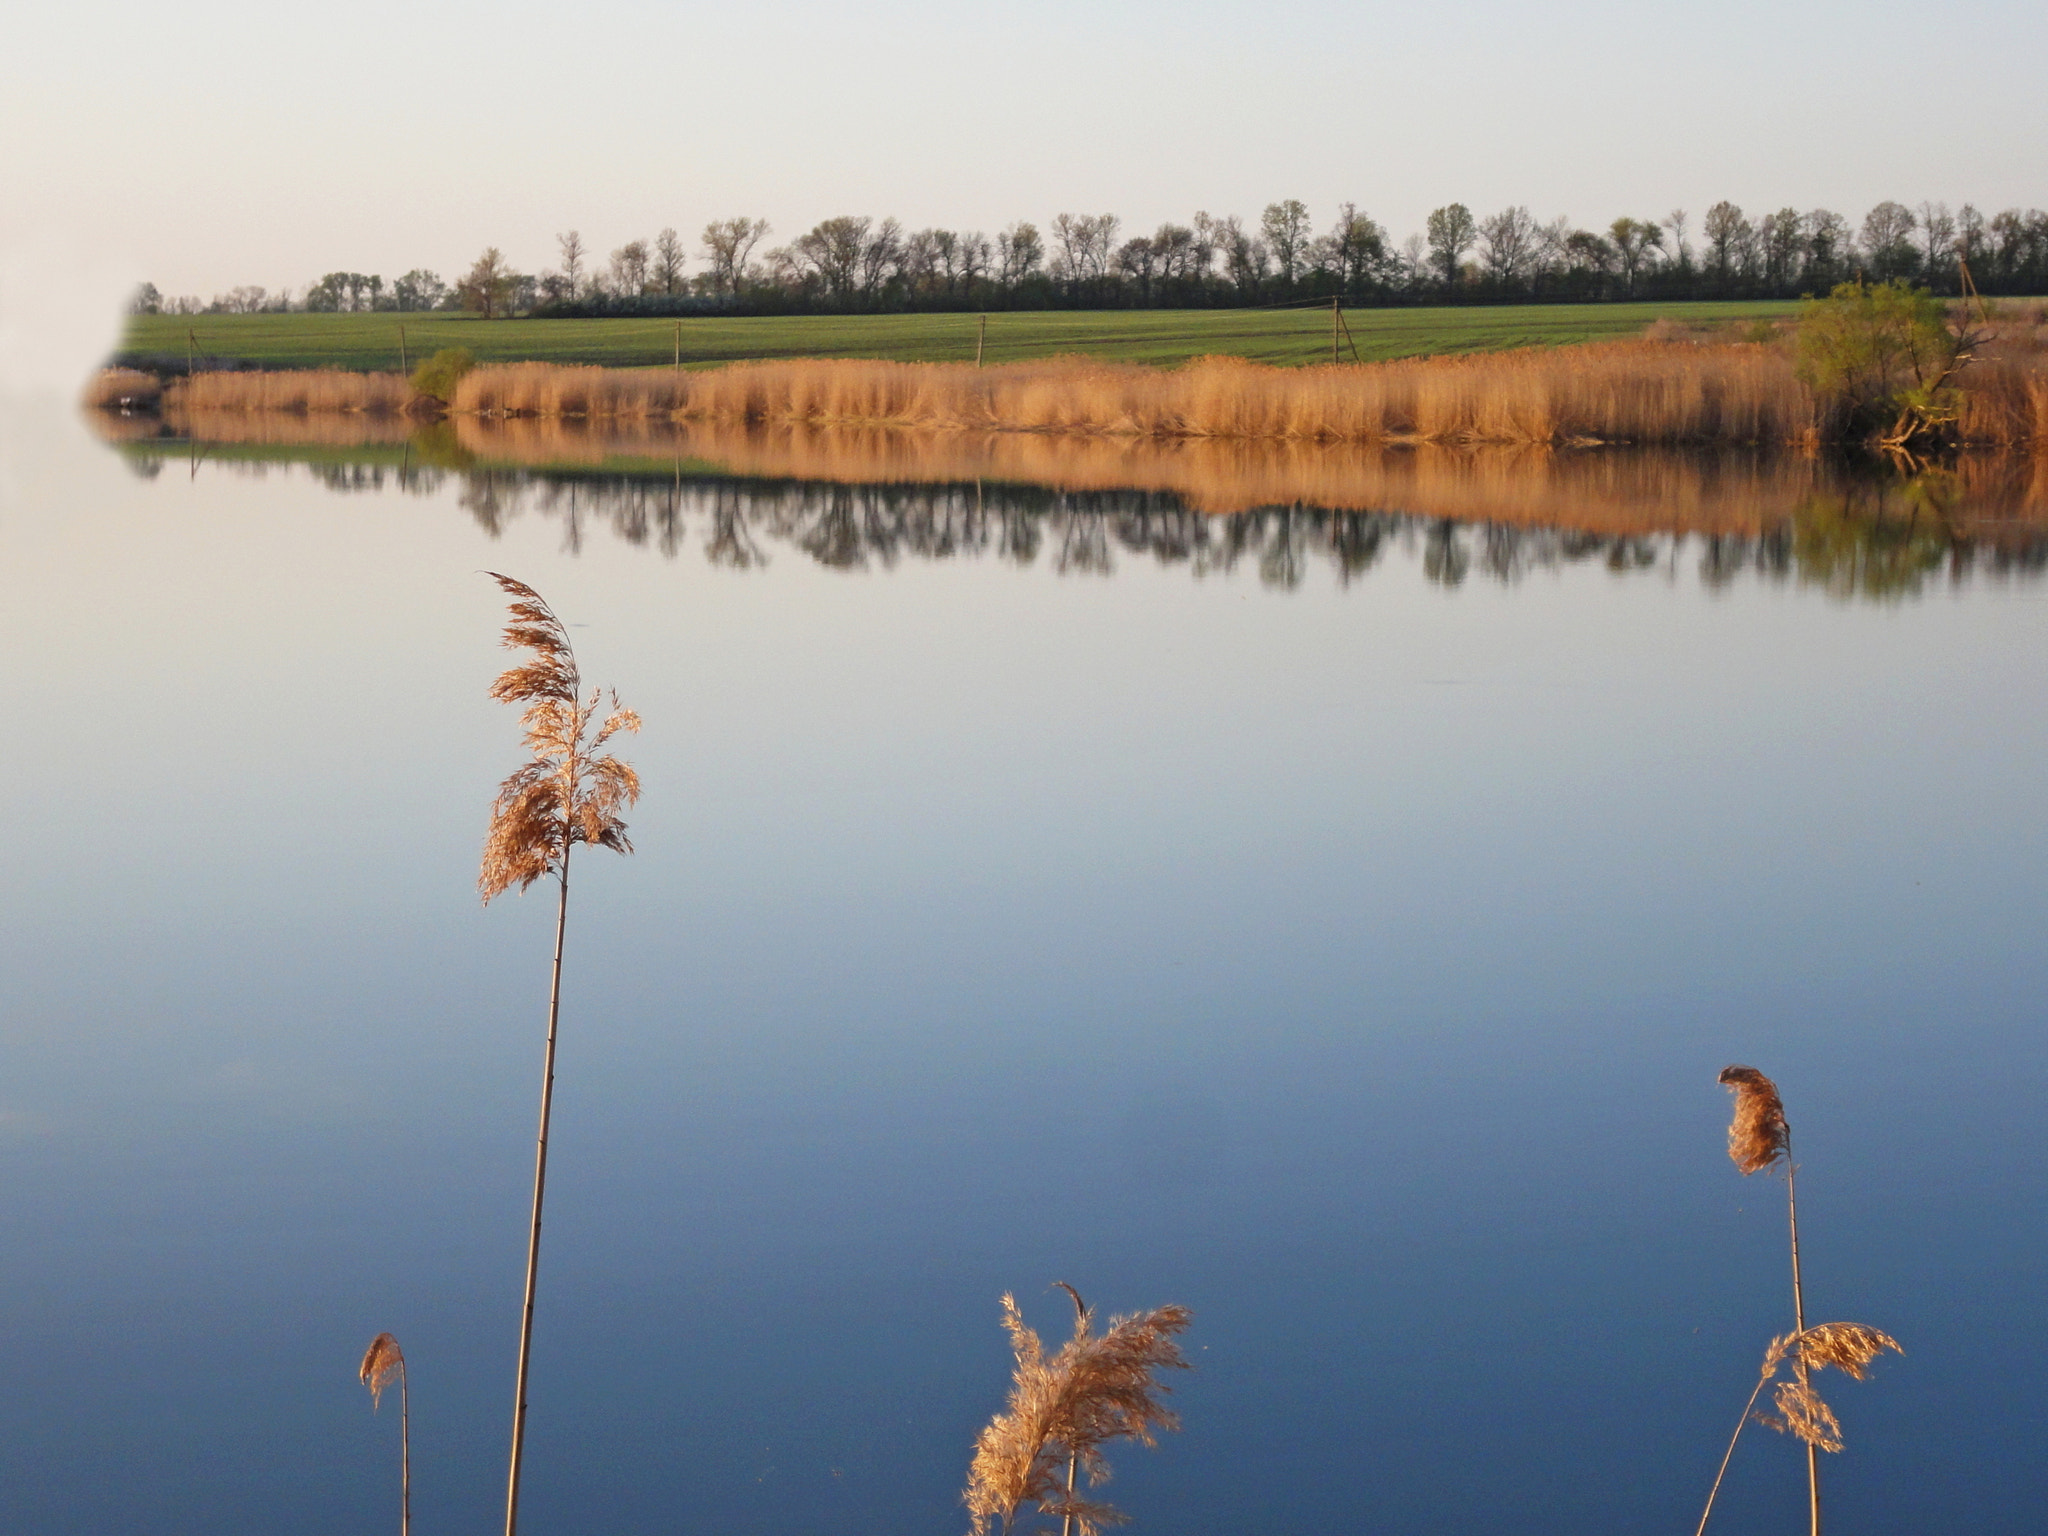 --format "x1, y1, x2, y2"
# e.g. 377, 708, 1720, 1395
1696, 1066, 1901, 1536
358, 1333, 410, 1536
479, 574, 642, 1536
